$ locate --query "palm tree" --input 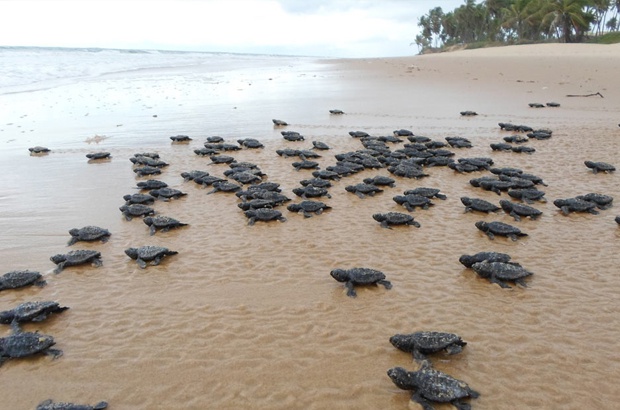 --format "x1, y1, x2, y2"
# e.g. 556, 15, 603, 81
537, 0, 594, 42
